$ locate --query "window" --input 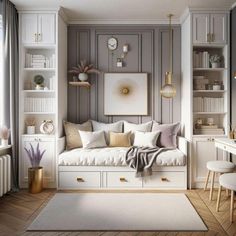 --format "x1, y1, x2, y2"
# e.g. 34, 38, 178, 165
0, 15, 3, 126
